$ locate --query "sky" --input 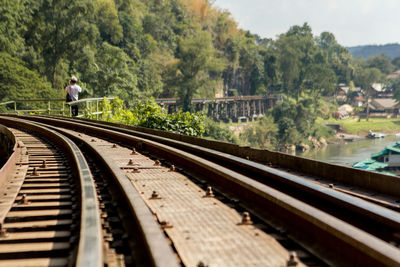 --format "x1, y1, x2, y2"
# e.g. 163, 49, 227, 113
212, 0, 400, 47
